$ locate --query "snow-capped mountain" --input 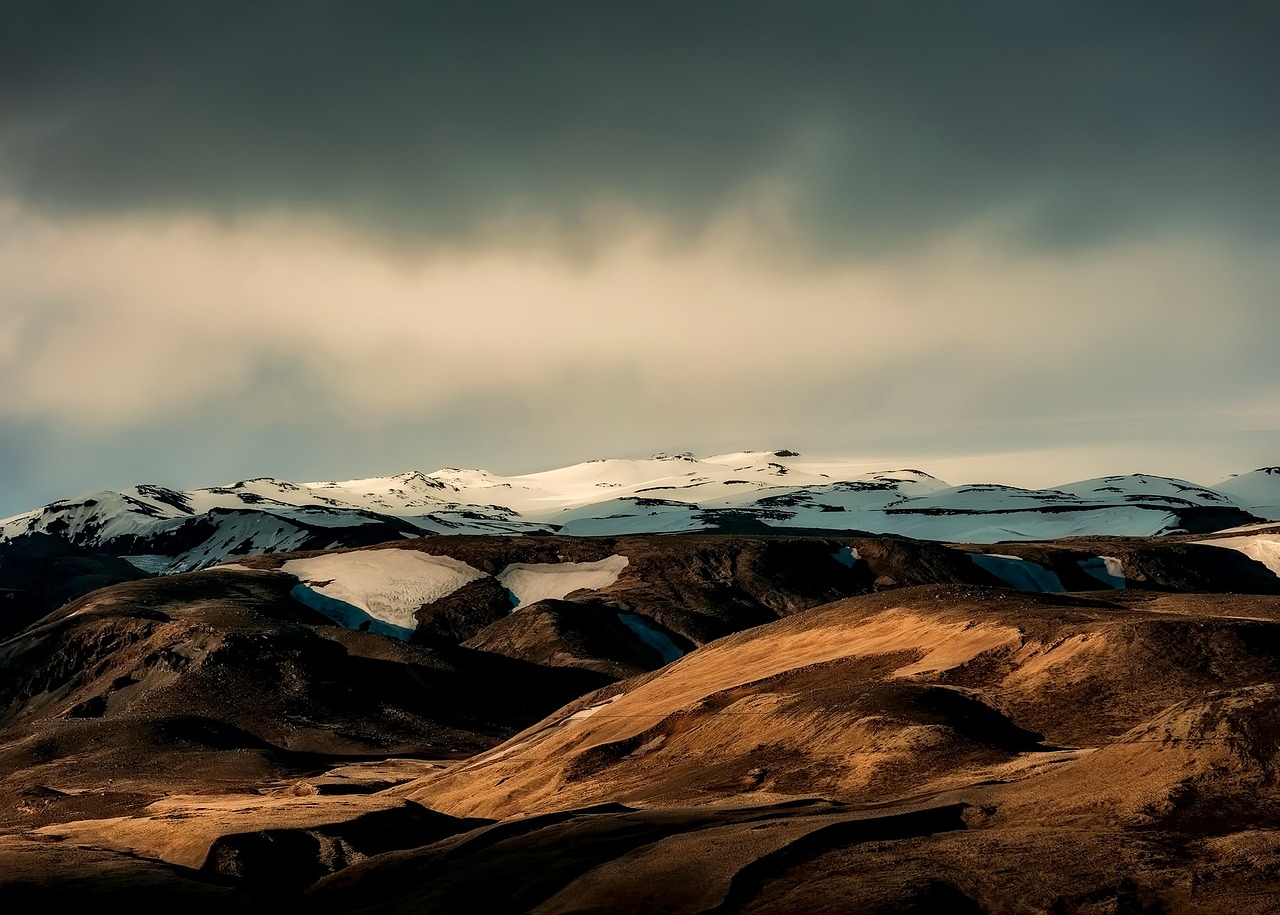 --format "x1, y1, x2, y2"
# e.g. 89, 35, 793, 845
0, 451, 1272, 573
0, 475, 547, 574
1215, 467, 1280, 520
